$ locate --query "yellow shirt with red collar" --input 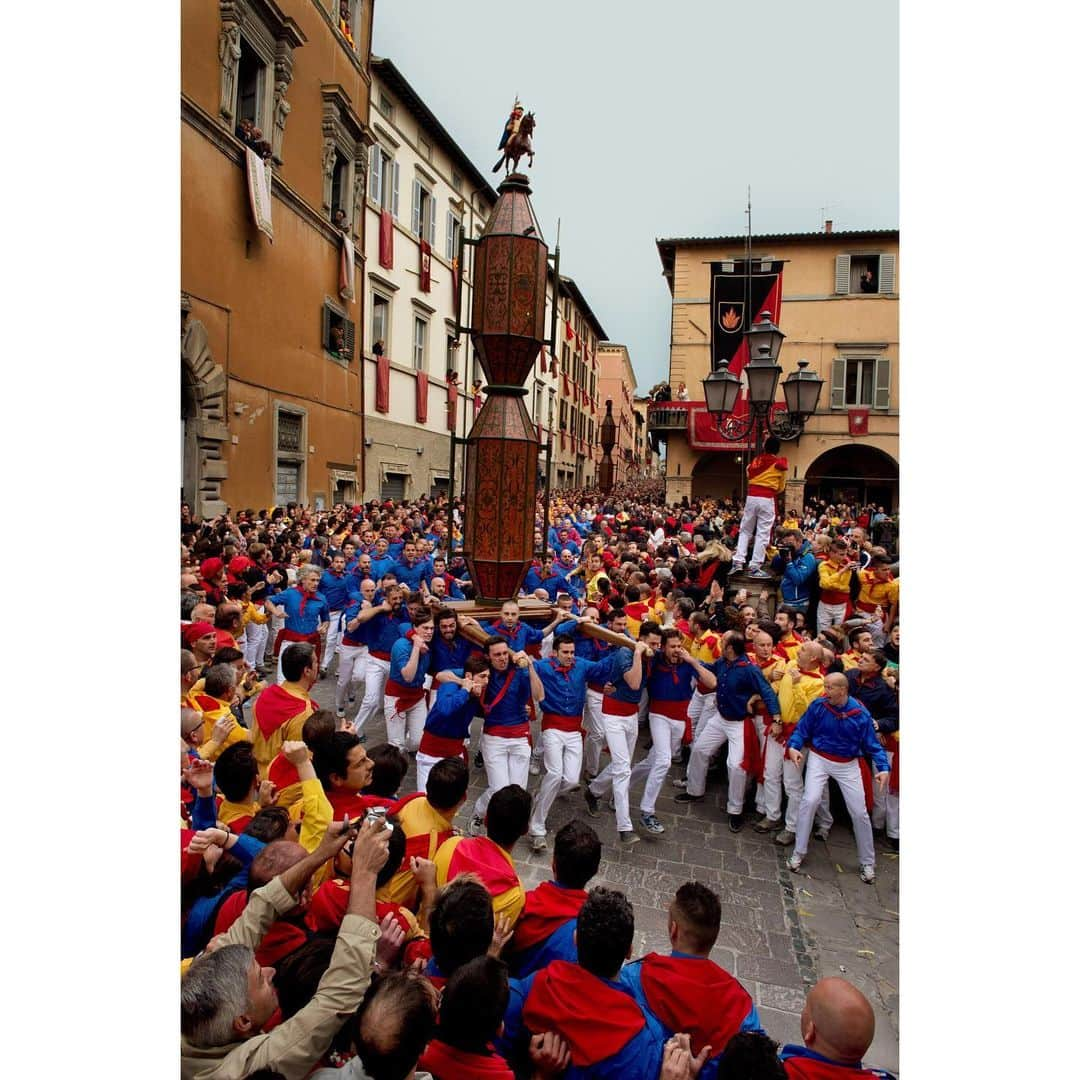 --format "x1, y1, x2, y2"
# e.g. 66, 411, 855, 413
690, 631, 723, 665
622, 602, 651, 639
817, 558, 855, 604
754, 655, 800, 728
839, 650, 861, 671
746, 452, 788, 498
242, 599, 269, 627
433, 834, 526, 928
855, 569, 899, 614
585, 570, 611, 604
378, 797, 457, 909
217, 796, 259, 831
251, 681, 314, 776
189, 692, 251, 761
774, 632, 805, 664
785, 661, 828, 721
